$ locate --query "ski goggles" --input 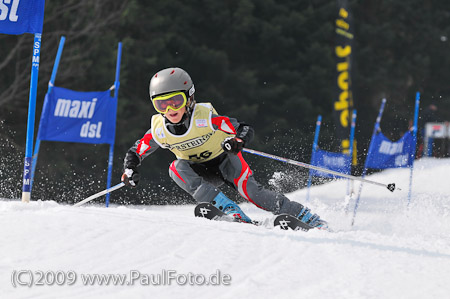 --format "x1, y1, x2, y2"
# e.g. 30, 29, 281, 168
151, 91, 187, 114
